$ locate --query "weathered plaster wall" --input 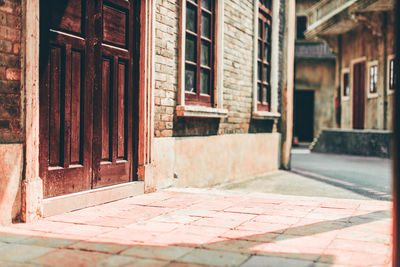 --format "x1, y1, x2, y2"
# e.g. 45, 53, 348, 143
295, 59, 336, 137
146, 133, 280, 191
340, 11, 395, 130
0, 144, 22, 225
